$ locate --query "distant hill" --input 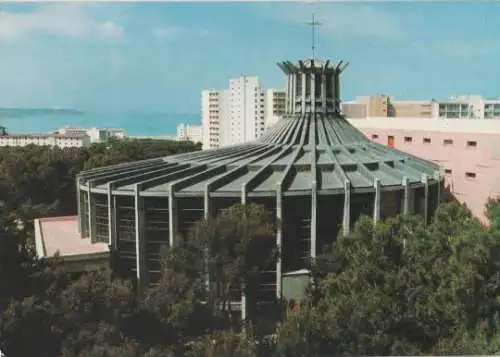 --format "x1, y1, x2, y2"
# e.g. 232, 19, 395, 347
0, 108, 84, 118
